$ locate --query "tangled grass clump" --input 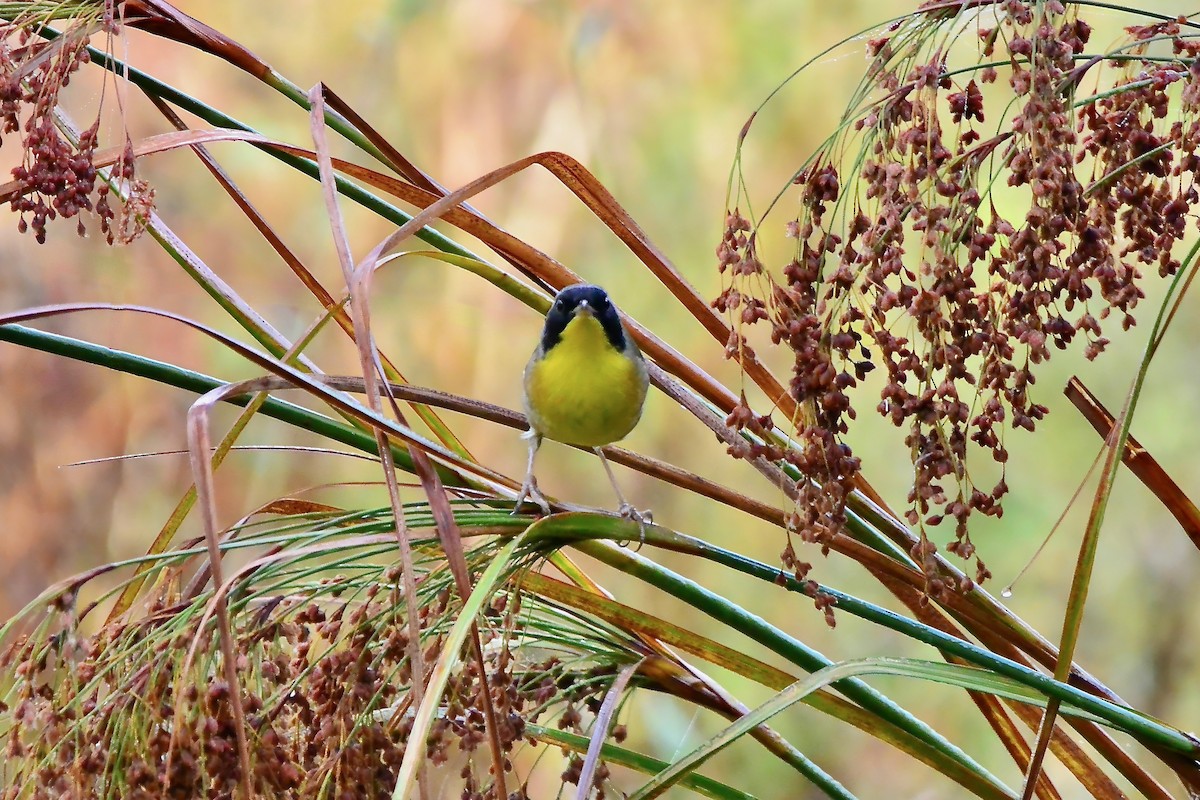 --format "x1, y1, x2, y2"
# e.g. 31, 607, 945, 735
0, 516, 638, 799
